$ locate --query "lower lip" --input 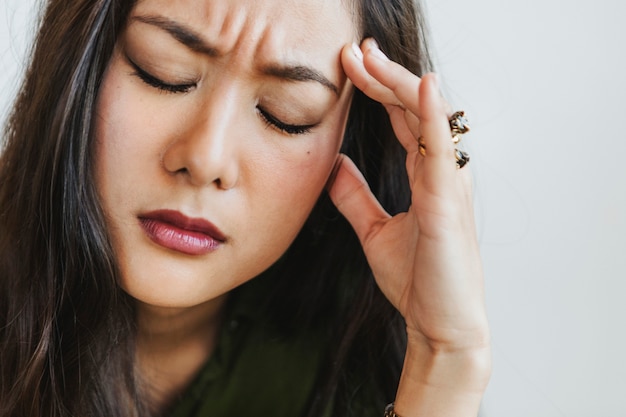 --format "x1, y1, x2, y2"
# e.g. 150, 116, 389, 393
139, 218, 222, 256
